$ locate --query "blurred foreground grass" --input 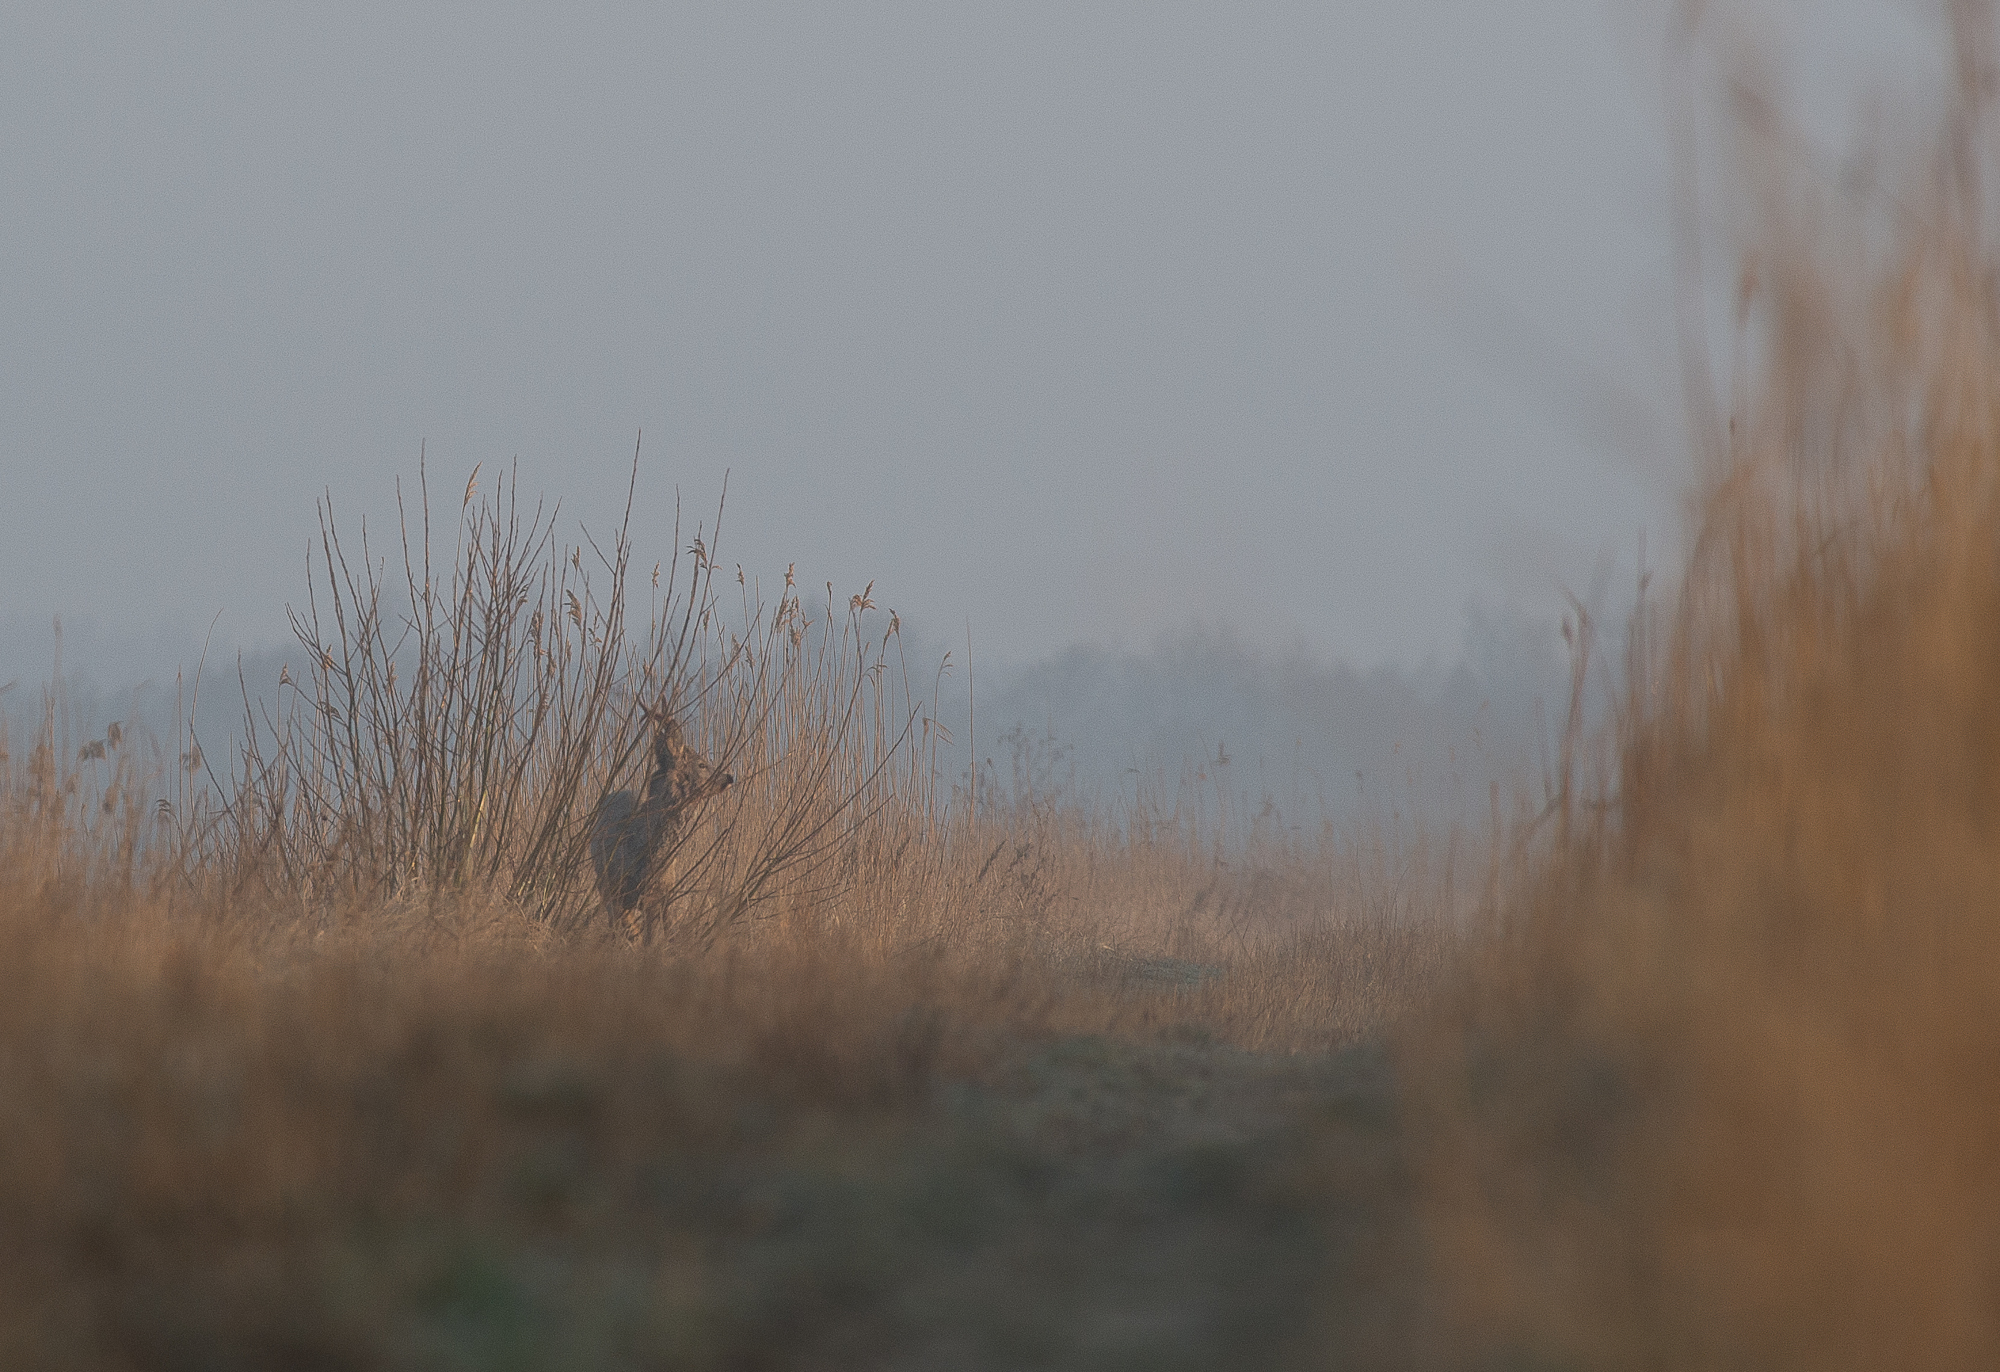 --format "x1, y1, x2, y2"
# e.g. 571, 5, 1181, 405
0, 890, 1446, 1370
